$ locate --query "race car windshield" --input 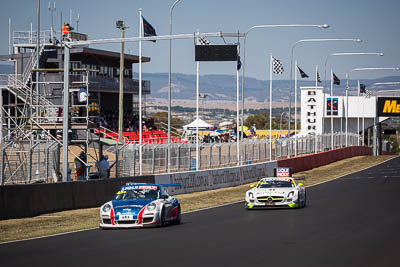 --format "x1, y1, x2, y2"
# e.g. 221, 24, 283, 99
258, 180, 293, 188
113, 189, 160, 200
